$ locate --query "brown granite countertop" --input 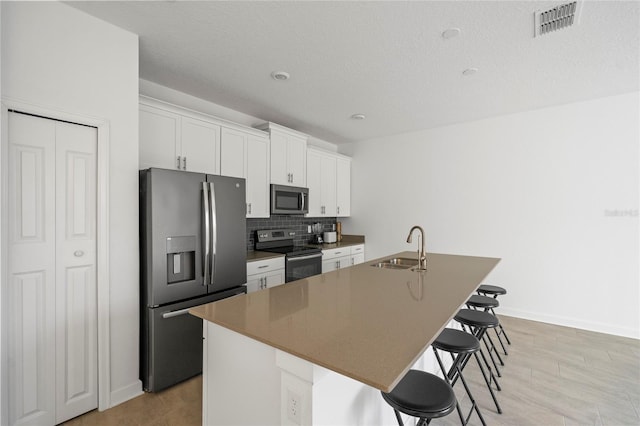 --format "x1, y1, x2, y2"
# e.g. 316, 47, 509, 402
307, 234, 365, 250
246, 250, 286, 262
191, 251, 500, 392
